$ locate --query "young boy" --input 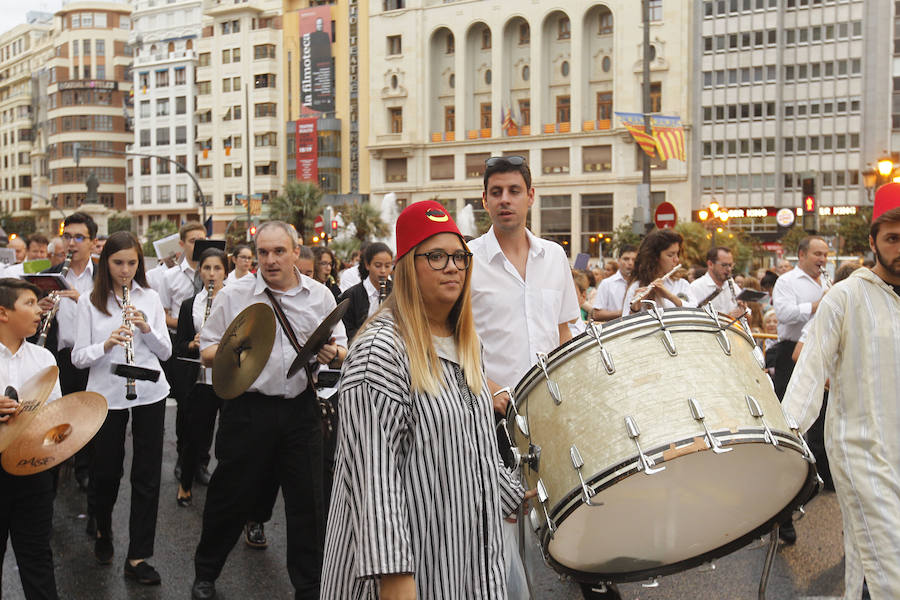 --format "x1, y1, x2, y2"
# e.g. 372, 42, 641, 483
0, 277, 62, 600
